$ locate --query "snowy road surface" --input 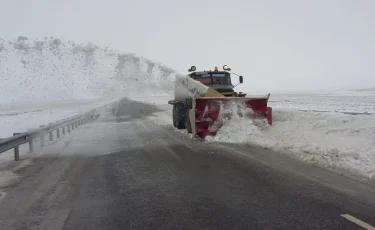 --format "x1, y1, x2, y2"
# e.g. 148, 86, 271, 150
0, 99, 375, 229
